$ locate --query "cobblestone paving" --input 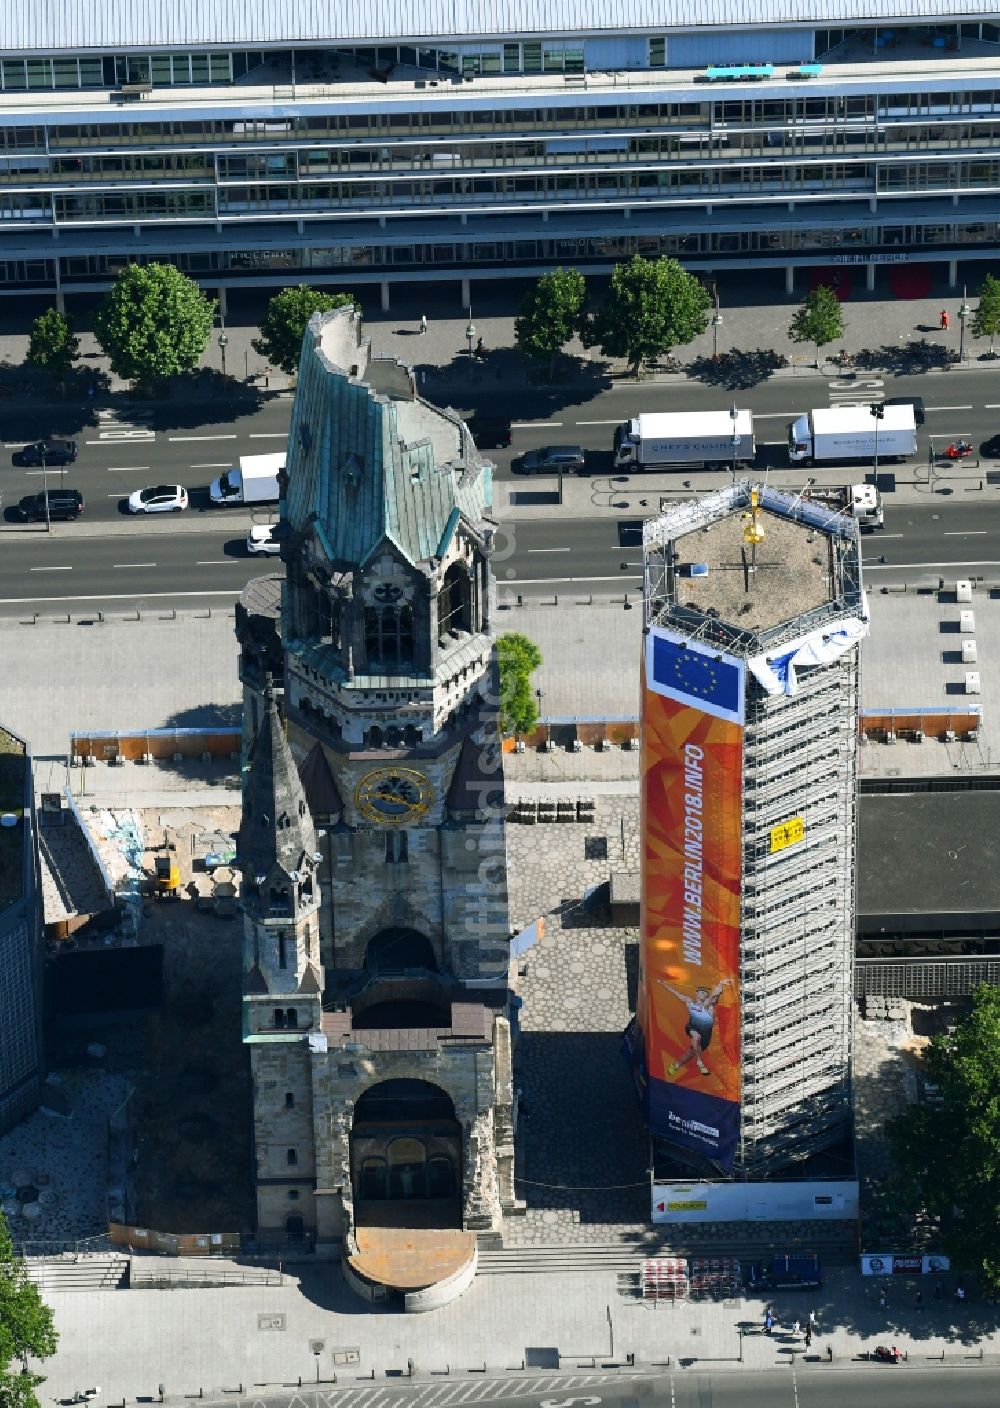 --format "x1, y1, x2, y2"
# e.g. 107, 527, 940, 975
0, 1069, 128, 1245
505, 797, 650, 1244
